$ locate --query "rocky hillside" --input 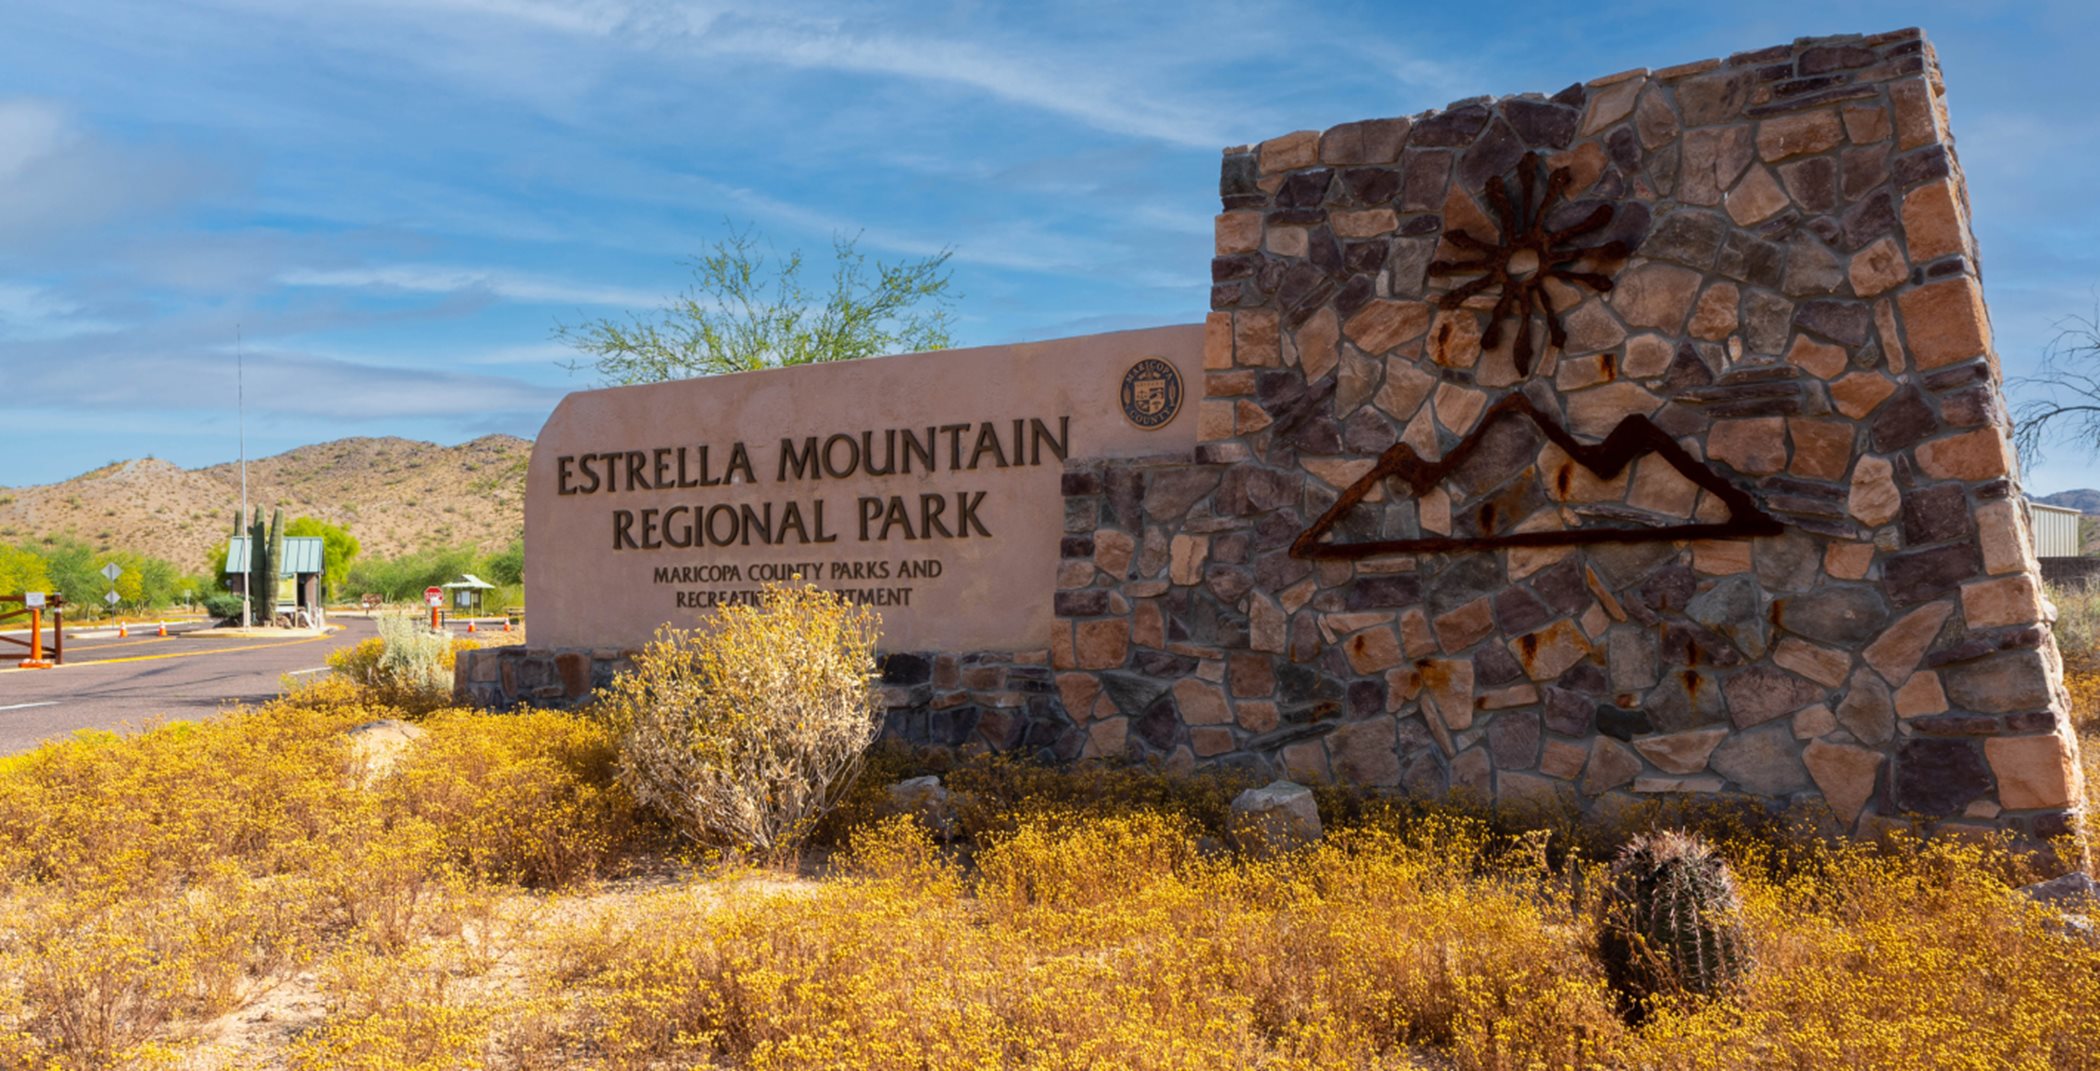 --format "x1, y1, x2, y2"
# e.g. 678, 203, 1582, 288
0, 436, 530, 571
2035, 489, 2100, 514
